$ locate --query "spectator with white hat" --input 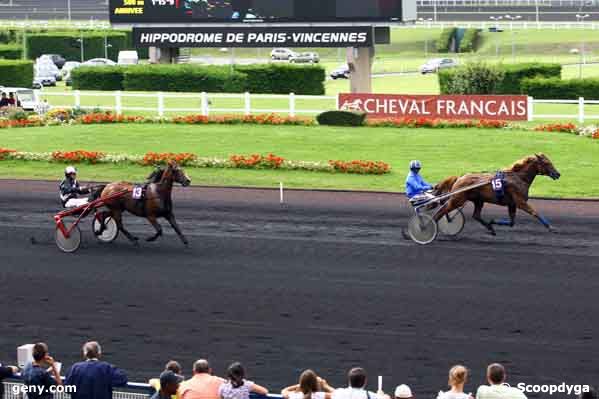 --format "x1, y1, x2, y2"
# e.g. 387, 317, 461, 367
394, 384, 413, 399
